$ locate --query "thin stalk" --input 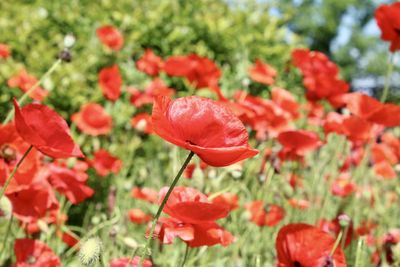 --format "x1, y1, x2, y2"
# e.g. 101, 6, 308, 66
179, 244, 190, 267
0, 145, 33, 201
330, 230, 343, 257
0, 214, 14, 261
354, 237, 365, 267
3, 59, 62, 124
380, 53, 394, 103
136, 151, 195, 267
